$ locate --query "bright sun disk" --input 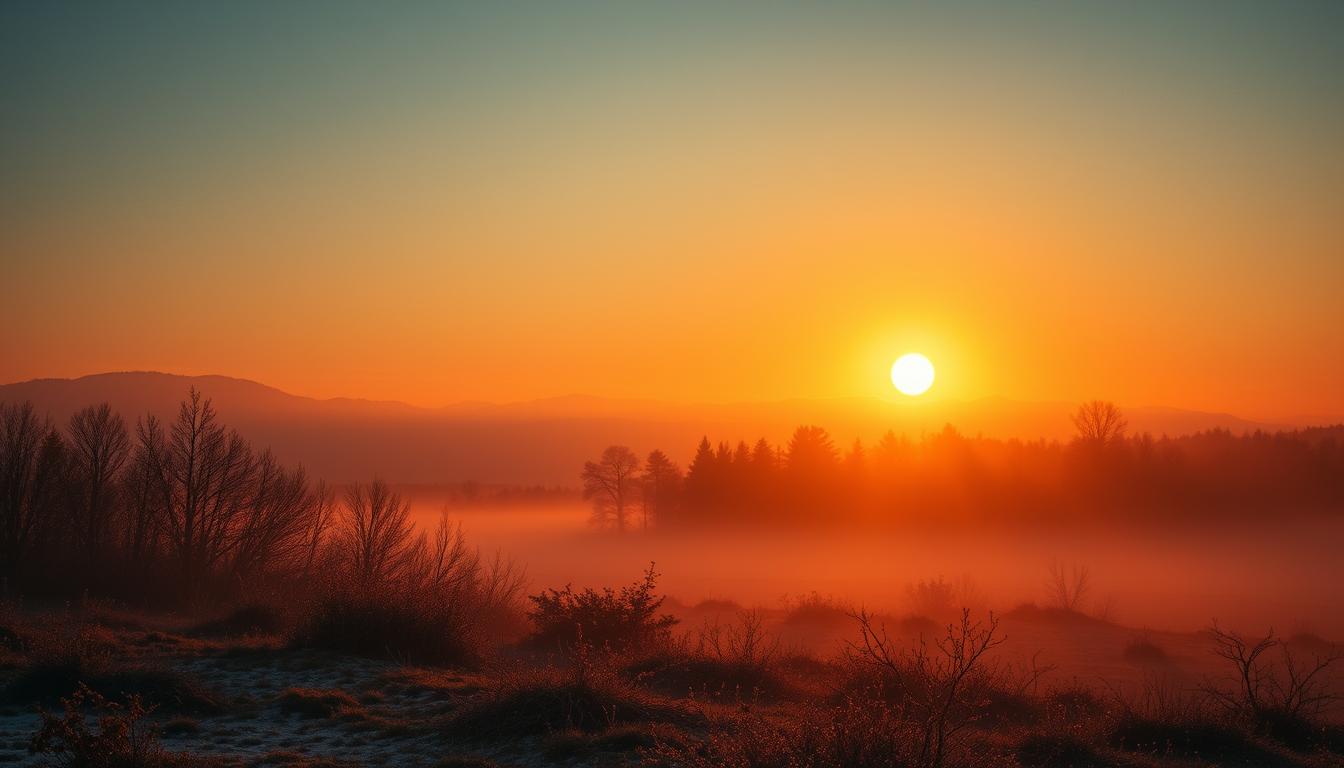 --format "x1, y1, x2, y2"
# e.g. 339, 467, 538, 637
891, 353, 935, 396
